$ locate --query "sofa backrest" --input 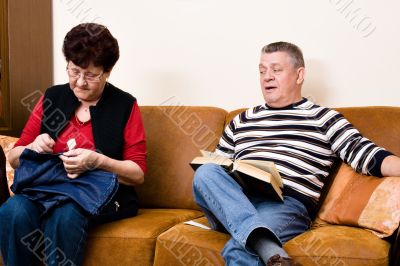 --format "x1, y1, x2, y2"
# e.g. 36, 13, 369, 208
3, 105, 397, 212
335, 106, 400, 156
137, 106, 227, 210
